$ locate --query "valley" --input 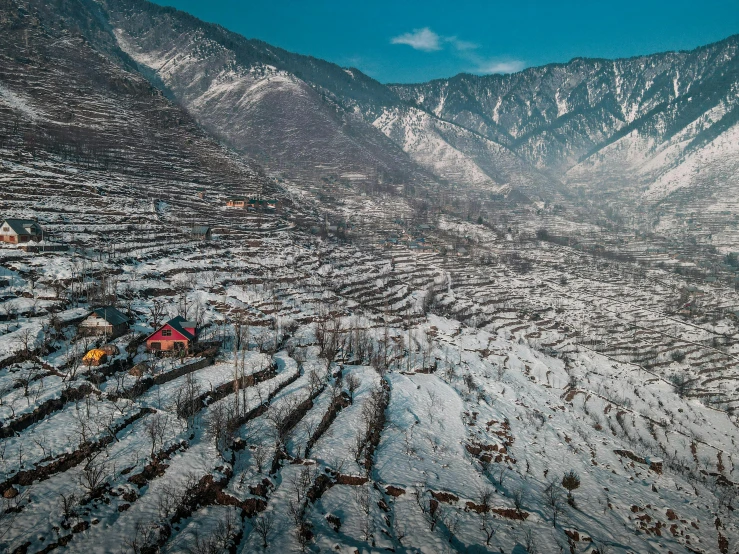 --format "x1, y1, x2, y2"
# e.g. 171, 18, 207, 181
1, 0, 738, 552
